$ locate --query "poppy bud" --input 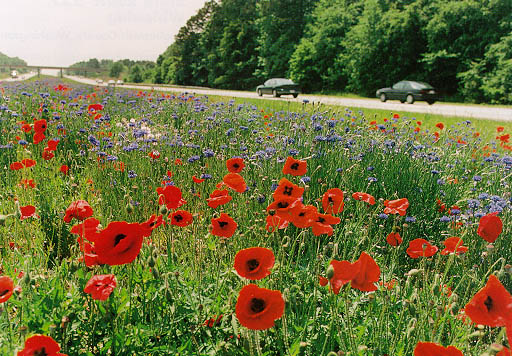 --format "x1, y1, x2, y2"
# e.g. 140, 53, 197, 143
326, 352, 337, 356
21, 271, 32, 285
148, 255, 156, 268
0, 214, 13, 226
299, 342, 308, 352
326, 265, 335, 280
357, 346, 368, 352
505, 264, 512, 275
61, 316, 70, 328
469, 330, 484, 339
151, 267, 160, 279
406, 268, 422, 277
487, 244, 495, 252
126, 202, 134, 214
158, 205, 168, 215
490, 344, 504, 352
